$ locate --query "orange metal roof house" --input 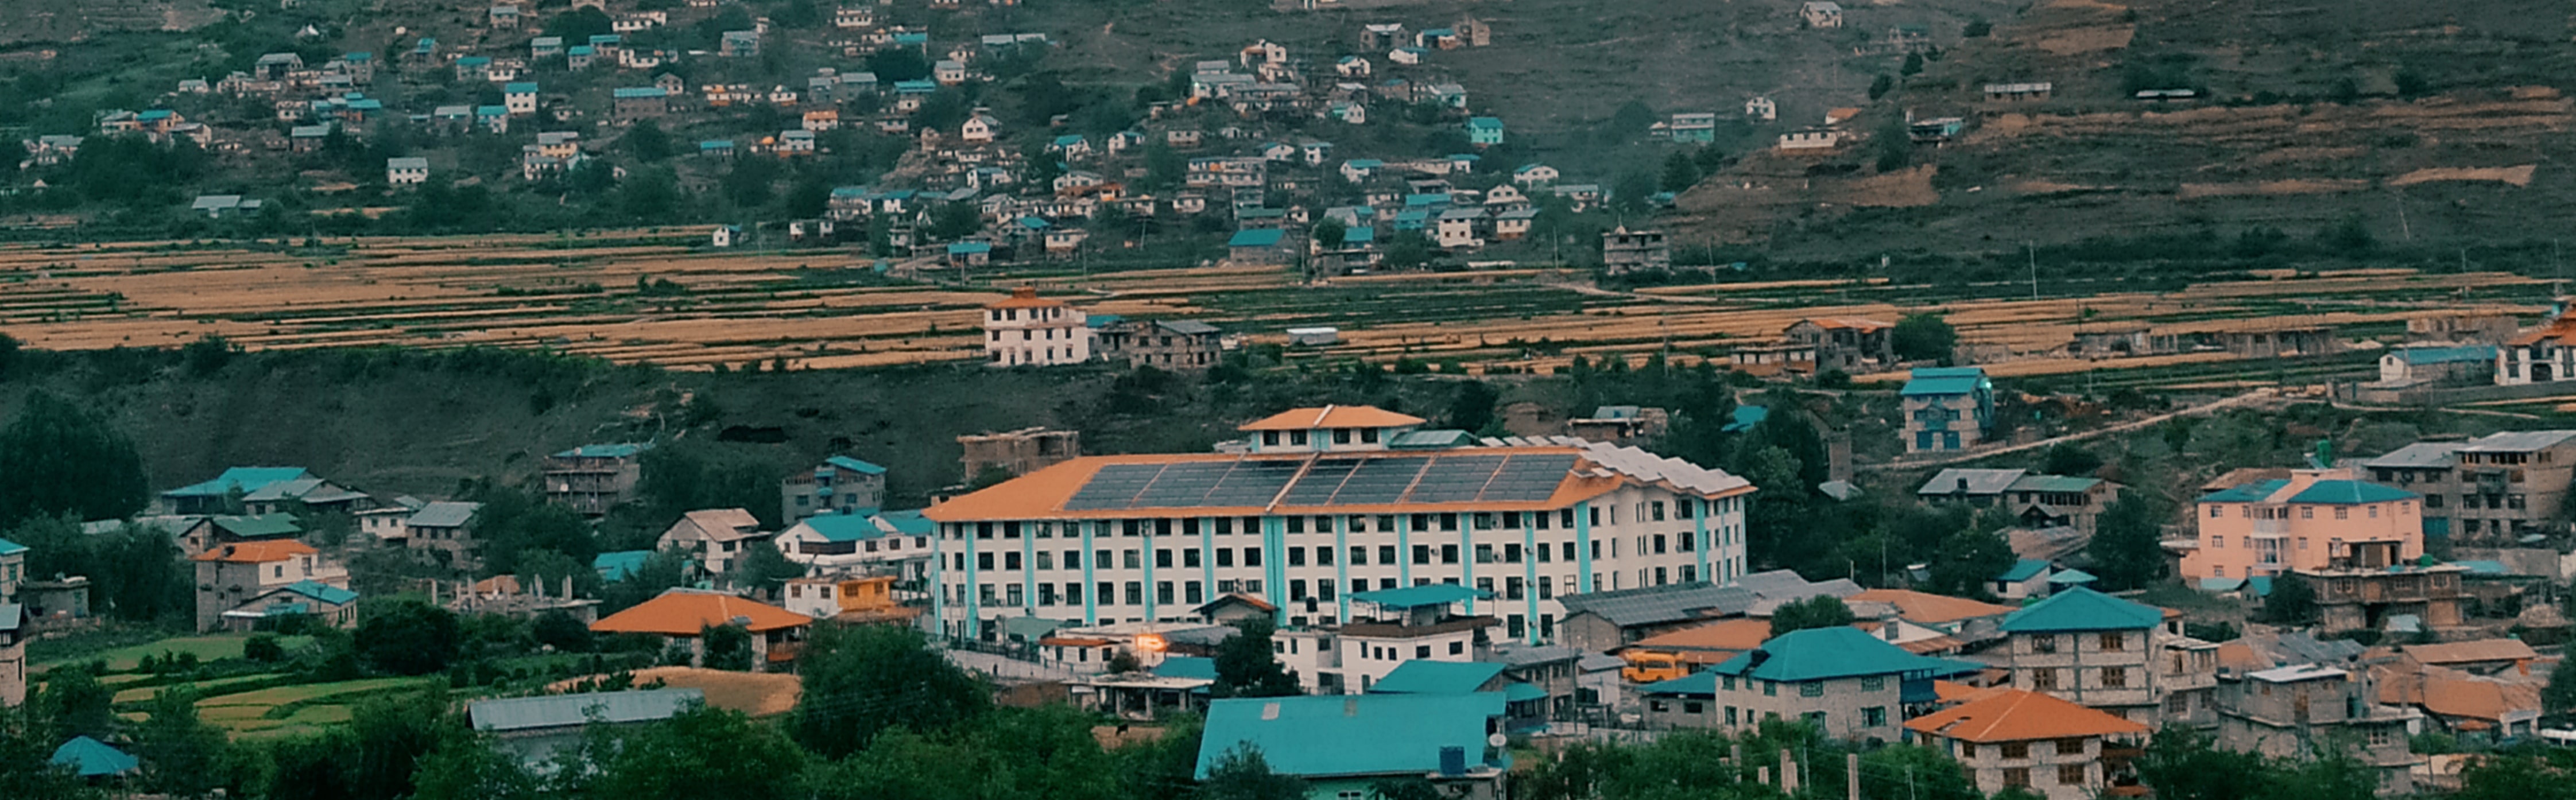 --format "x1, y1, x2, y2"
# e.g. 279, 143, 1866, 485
1905, 687, 2149, 742
986, 286, 1067, 310
192, 540, 319, 563
1849, 588, 2018, 625
591, 589, 815, 635
1237, 405, 1429, 431
1625, 618, 1773, 662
